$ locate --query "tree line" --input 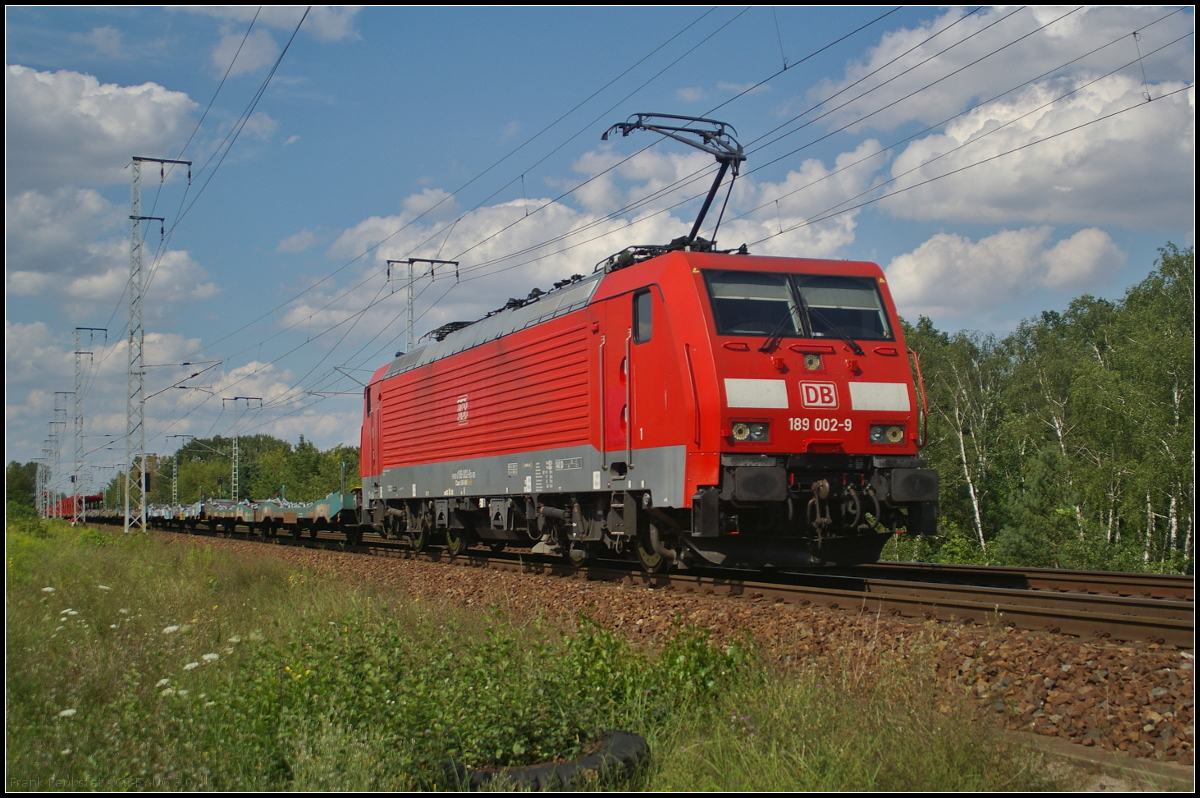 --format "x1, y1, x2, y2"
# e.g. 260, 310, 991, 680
891, 244, 1193, 573
127, 434, 361, 505
5, 435, 359, 511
